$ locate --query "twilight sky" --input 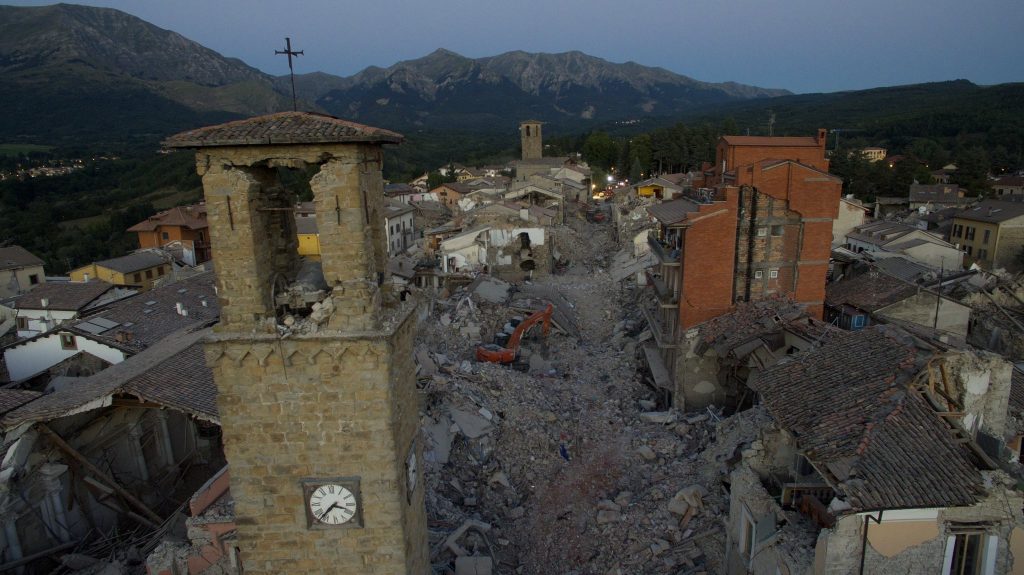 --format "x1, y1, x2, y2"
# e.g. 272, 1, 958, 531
7, 0, 1024, 93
